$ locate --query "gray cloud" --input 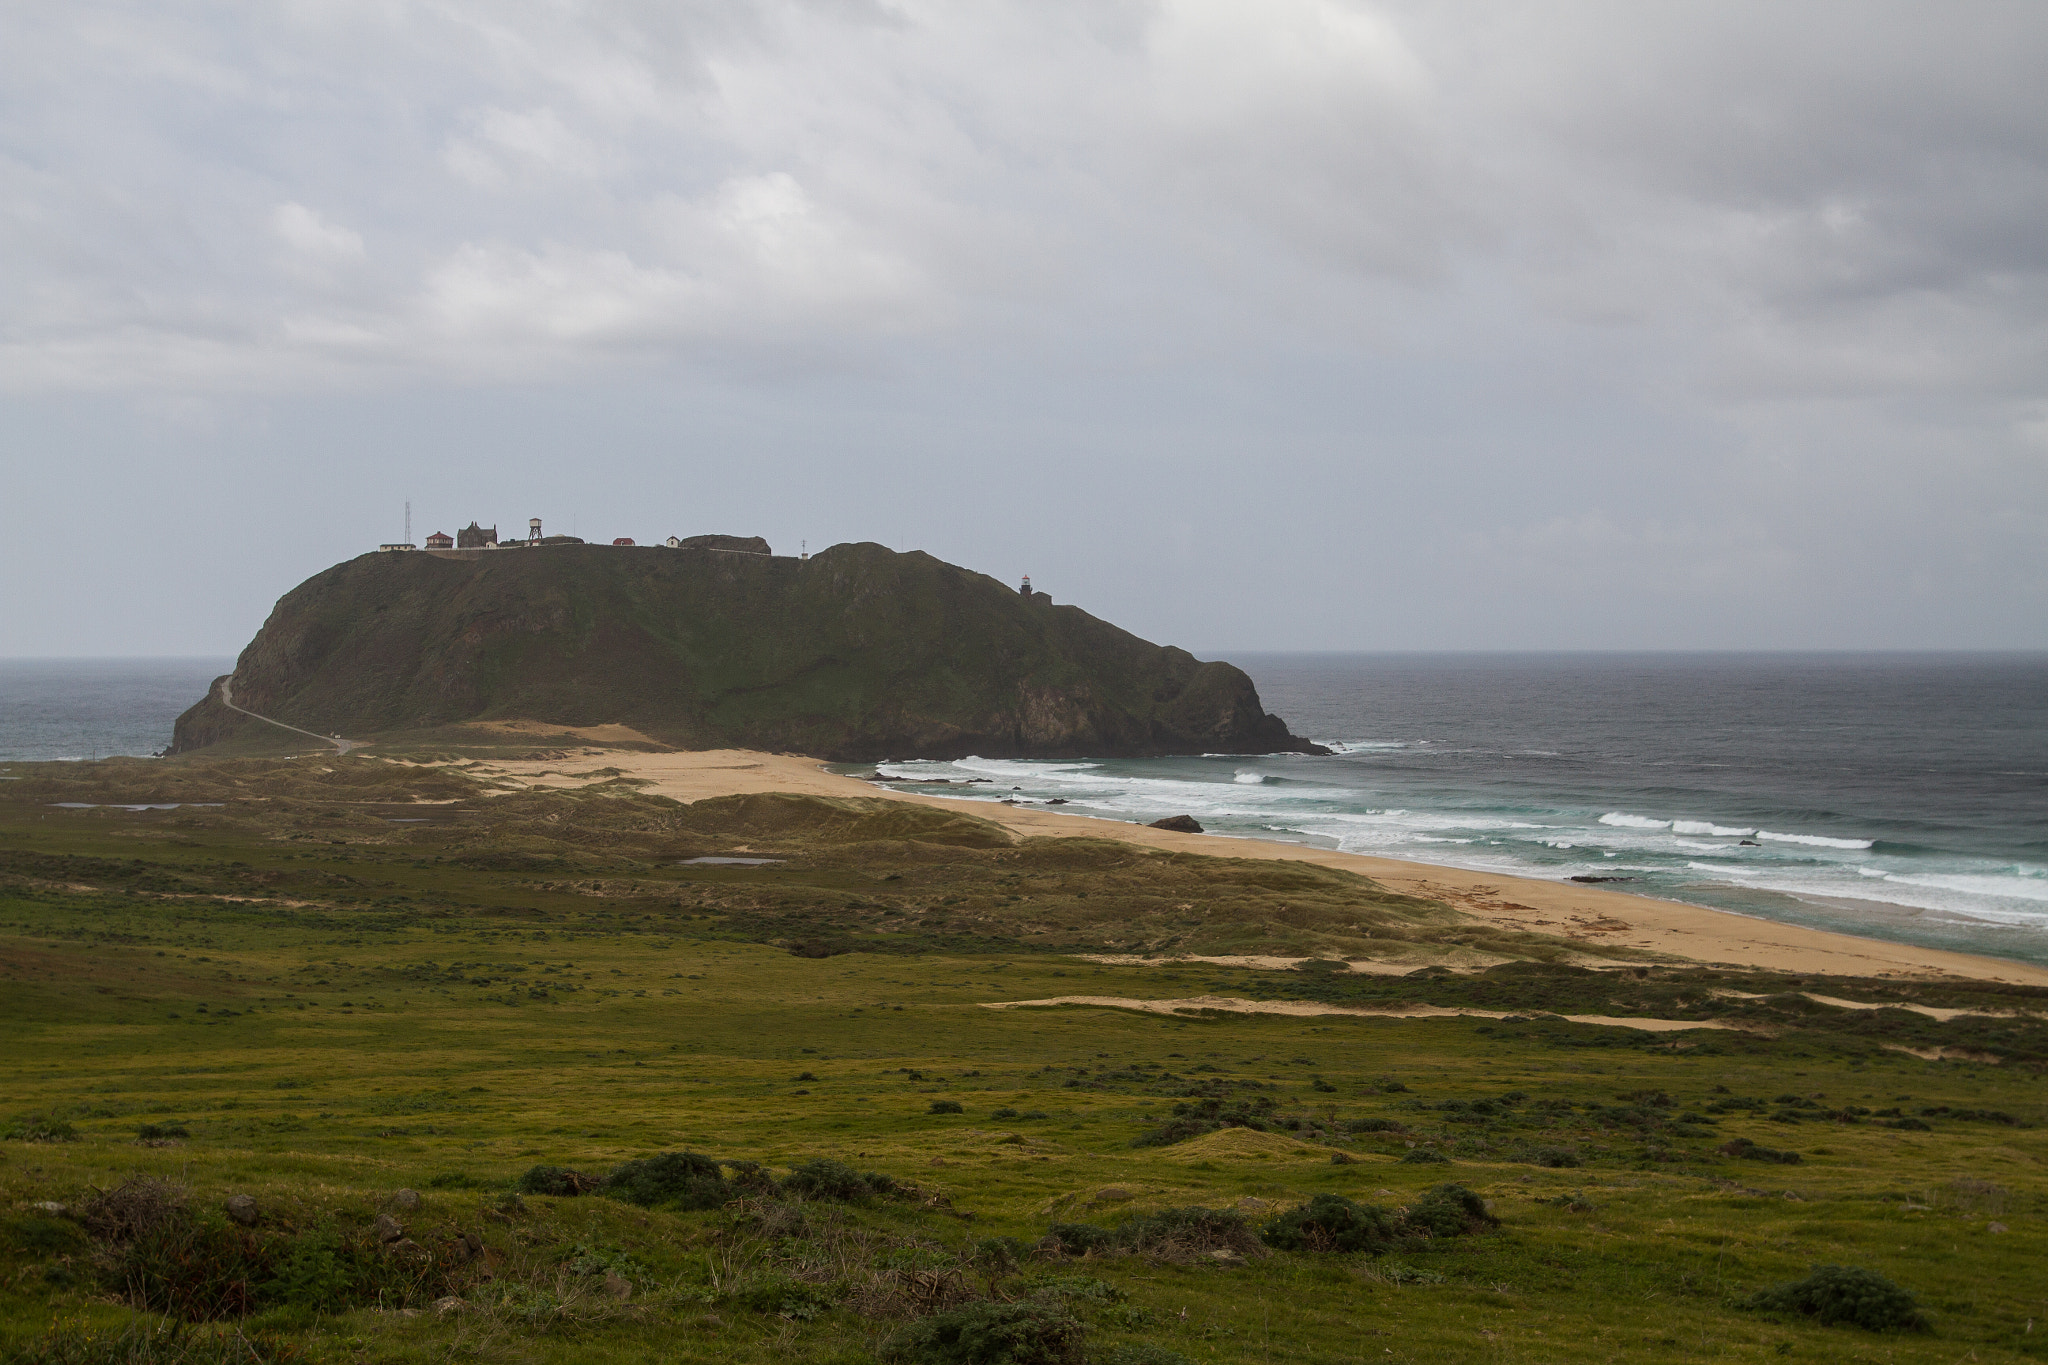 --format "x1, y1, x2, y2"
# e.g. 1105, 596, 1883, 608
1, 1, 2043, 654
